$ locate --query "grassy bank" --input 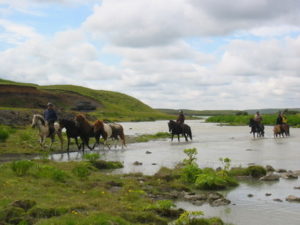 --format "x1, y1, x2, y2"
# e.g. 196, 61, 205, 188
206, 114, 300, 127
0, 150, 231, 225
